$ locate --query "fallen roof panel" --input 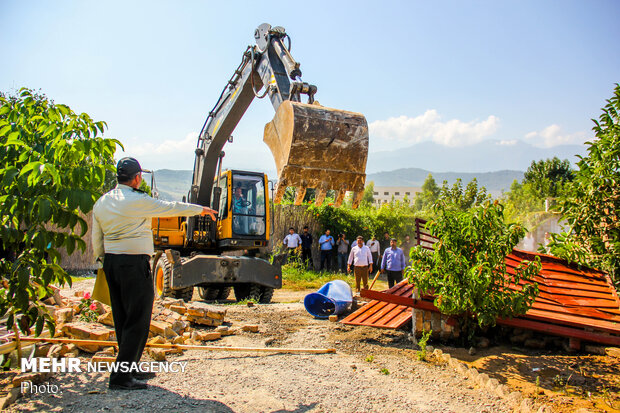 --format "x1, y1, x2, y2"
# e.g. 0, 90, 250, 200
340, 282, 414, 329
344, 219, 620, 345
